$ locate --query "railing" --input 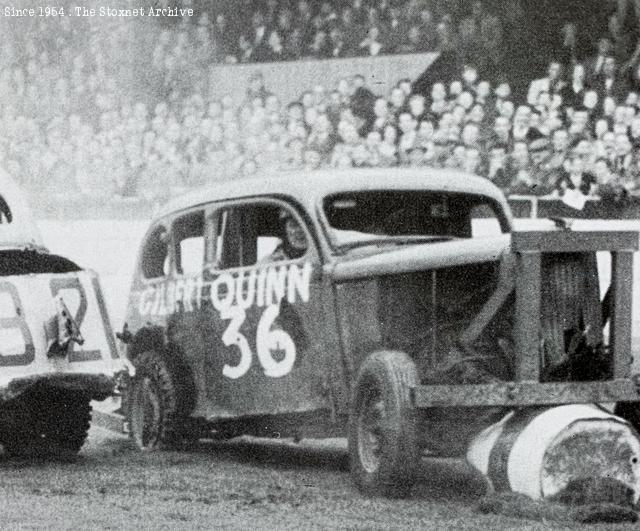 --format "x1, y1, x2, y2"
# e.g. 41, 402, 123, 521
507, 195, 640, 220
